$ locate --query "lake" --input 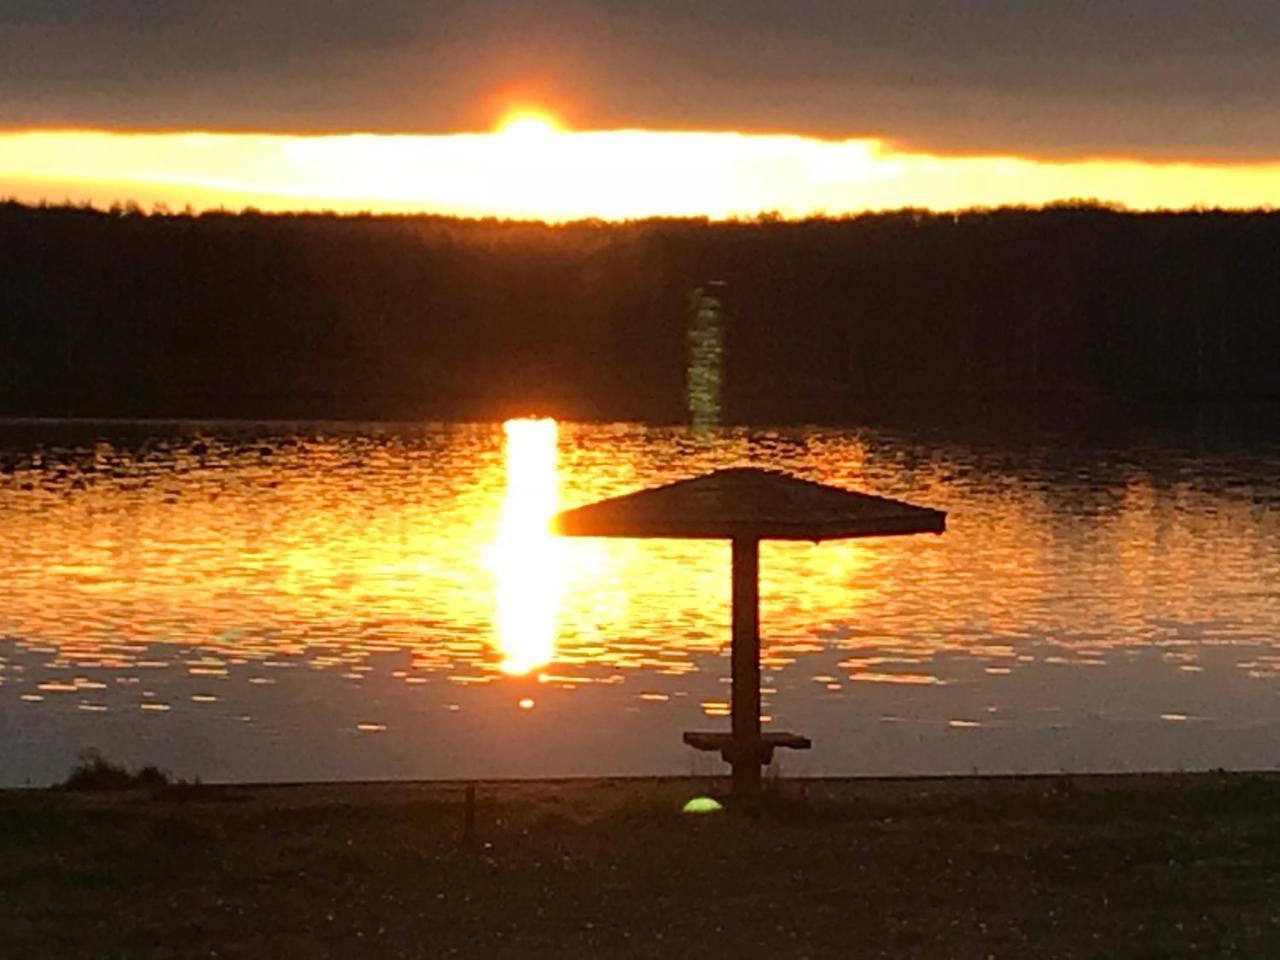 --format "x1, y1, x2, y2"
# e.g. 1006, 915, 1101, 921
2, 416, 1279, 786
